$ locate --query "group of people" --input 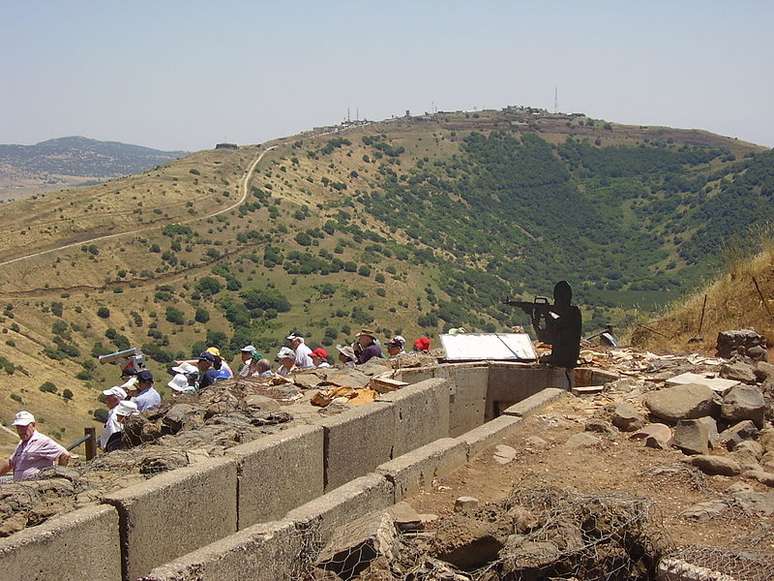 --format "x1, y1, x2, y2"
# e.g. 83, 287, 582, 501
1, 330, 433, 480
